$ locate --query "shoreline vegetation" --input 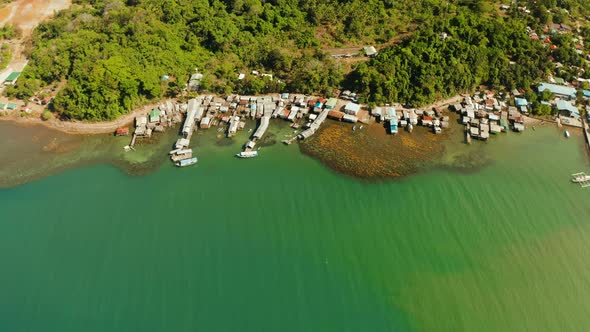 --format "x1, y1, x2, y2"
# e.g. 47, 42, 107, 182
4, 0, 590, 122
0, 0, 587, 183
0, 94, 467, 135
